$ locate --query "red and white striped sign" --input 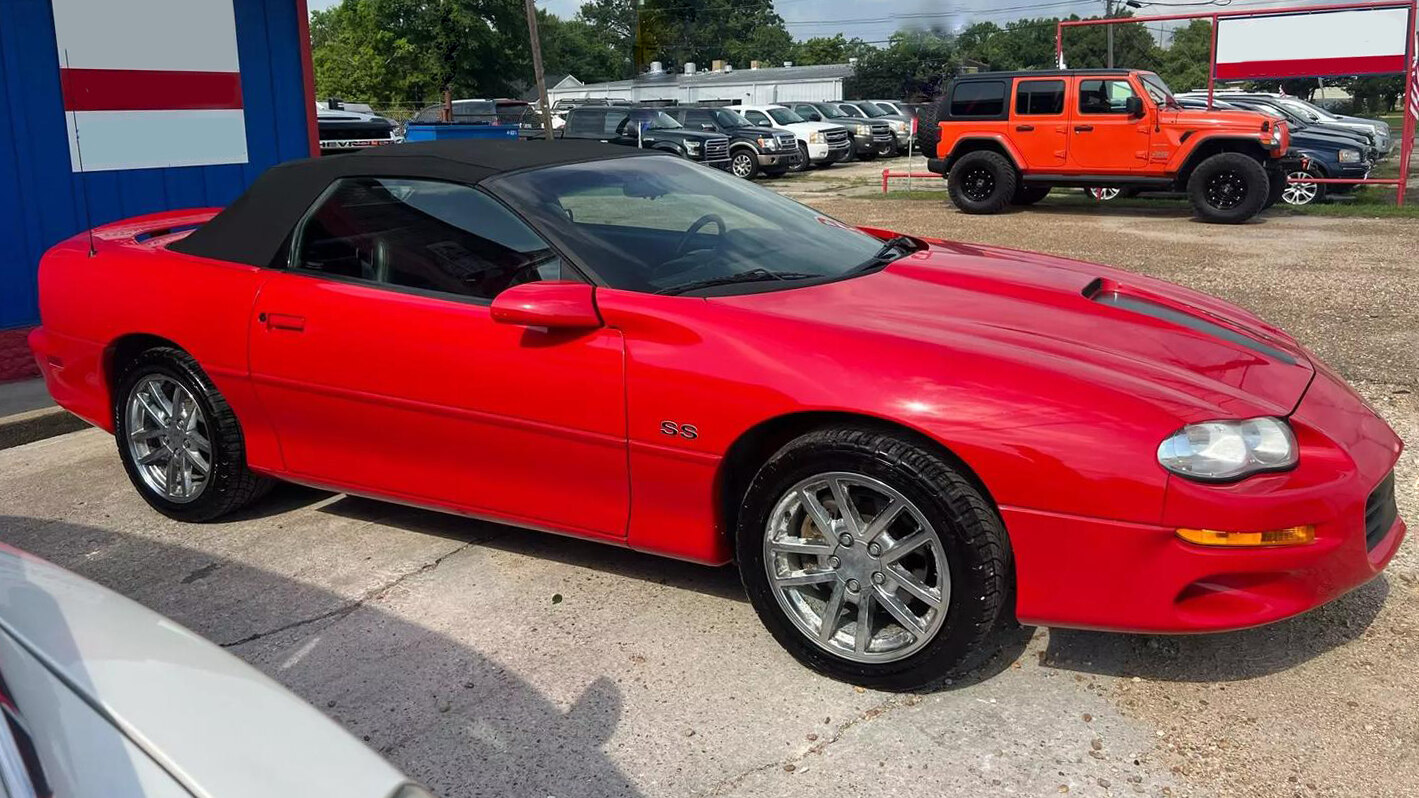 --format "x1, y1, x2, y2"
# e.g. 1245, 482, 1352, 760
1215, 7, 1411, 80
53, 0, 248, 172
